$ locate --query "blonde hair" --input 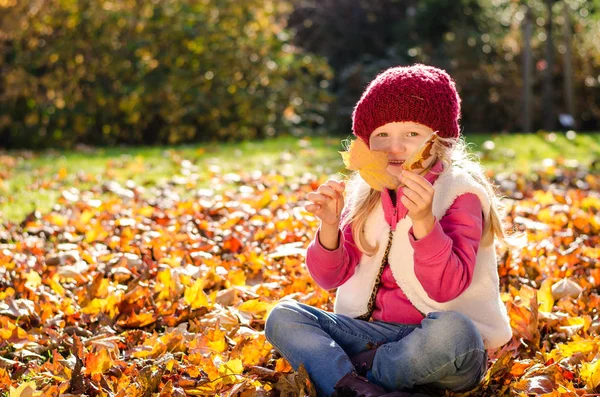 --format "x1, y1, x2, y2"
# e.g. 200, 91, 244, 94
340, 136, 519, 256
